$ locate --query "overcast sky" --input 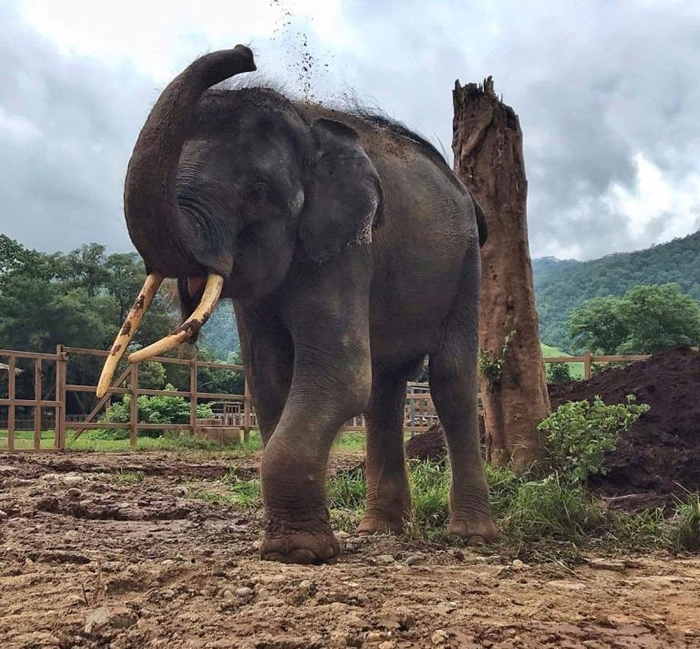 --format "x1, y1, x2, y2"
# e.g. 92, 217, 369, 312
1, 0, 699, 260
